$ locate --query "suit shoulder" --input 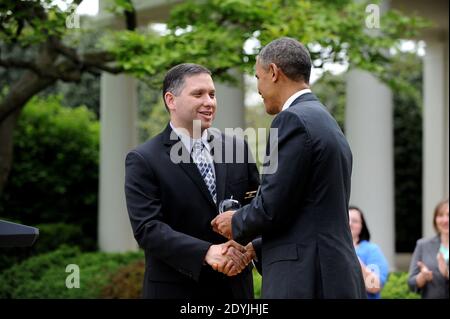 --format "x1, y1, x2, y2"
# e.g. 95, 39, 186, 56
272, 107, 312, 139
273, 107, 304, 125
416, 236, 439, 247
289, 98, 330, 117
128, 133, 164, 159
287, 98, 343, 135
